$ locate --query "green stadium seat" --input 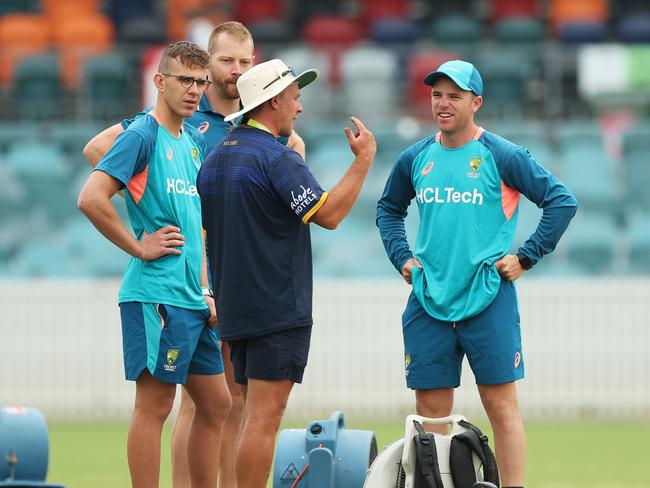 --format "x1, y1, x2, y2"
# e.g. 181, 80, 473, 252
626, 216, 650, 273
564, 214, 618, 274
49, 121, 102, 169
81, 52, 131, 120
0, 122, 43, 153
558, 146, 621, 219
12, 54, 64, 119
6, 141, 69, 220
12, 241, 76, 277
430, 14, 482, 53
64, 217, 129, 277
494, 16, 546, 44
0, 0, 37, 15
